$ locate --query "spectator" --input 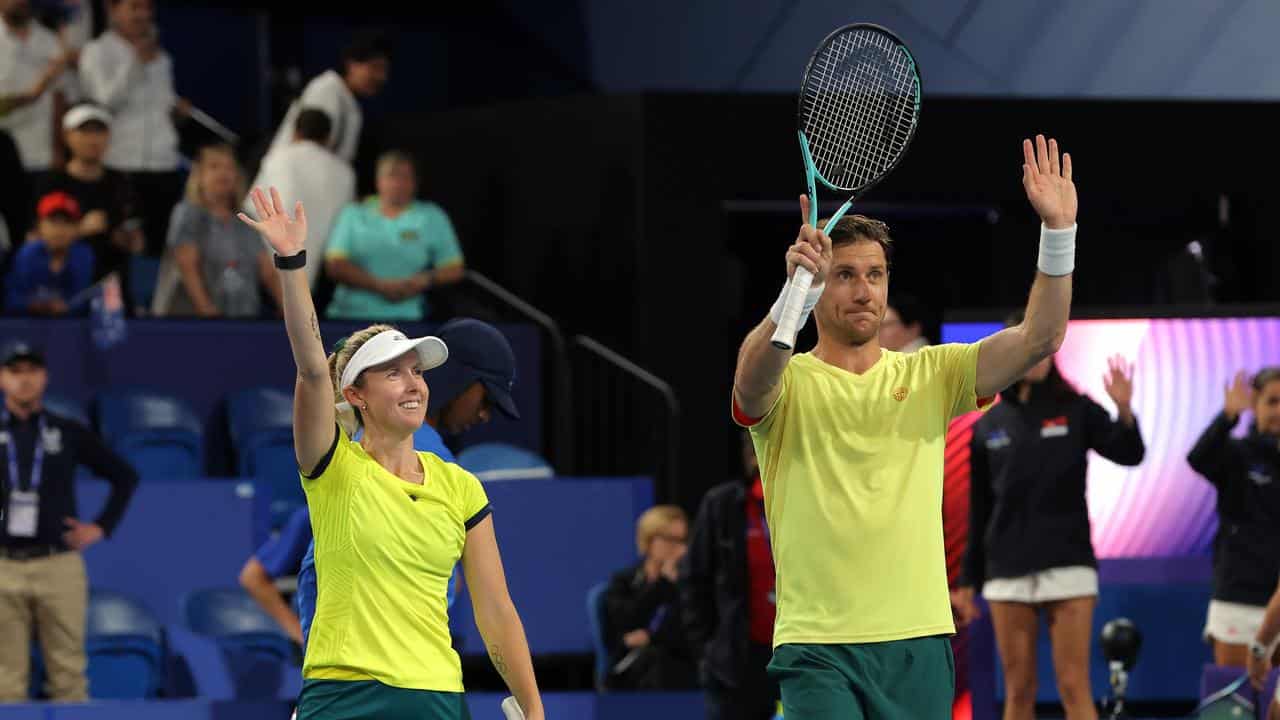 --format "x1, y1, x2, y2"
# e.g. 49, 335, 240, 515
1188, 367, 1280, 669
879, 293, 930, 352
604, 505, 698, 691
0, 339, 139, 702
954, 317, 1144, 720
152, 144, 280, 317
0, 0, 76, 175
0, 128, 27, 242
36, 103, 142, 285
266, 28, 390, 164
79, 0, 188, 255
246, 107, 354, 289
4, 190, 92, 315
681, 431, 779, 720
324, 151, 464, 321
